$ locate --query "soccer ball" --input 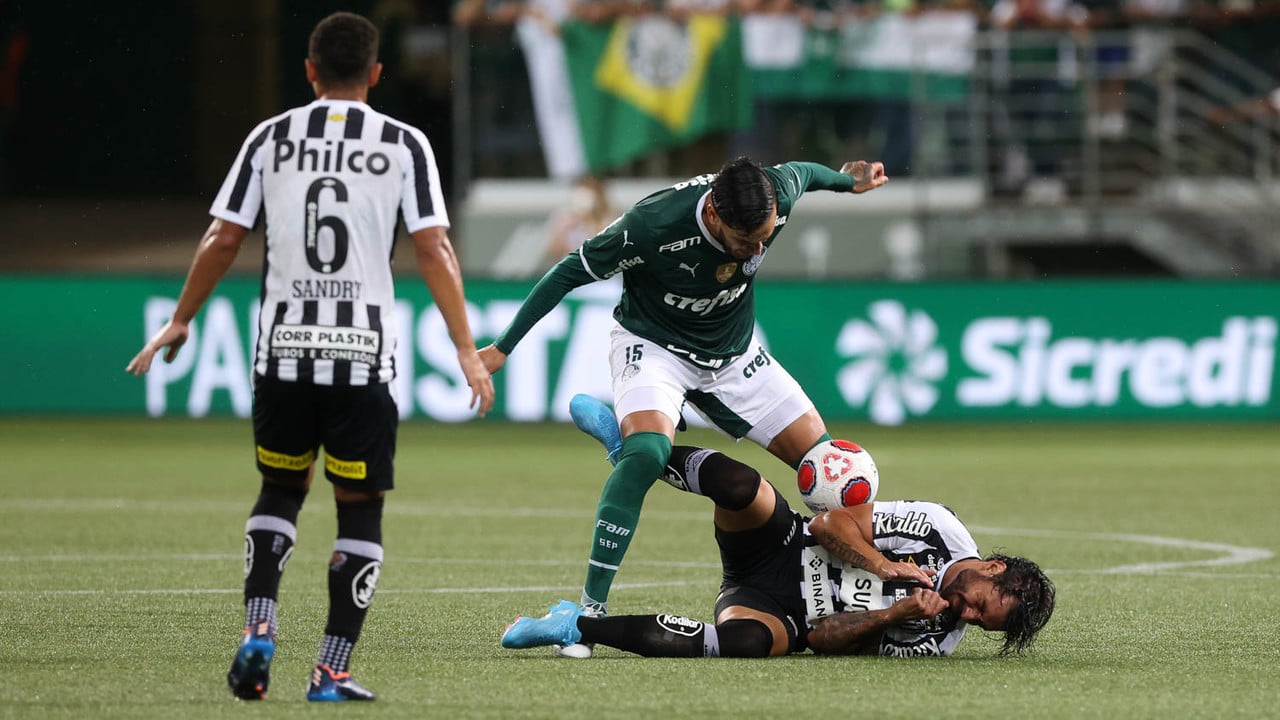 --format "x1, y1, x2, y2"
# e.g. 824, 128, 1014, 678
797, 439, 879, 513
